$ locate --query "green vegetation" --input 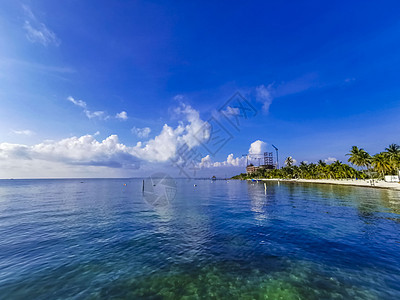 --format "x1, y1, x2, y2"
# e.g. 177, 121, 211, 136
232, 144, 400, 180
